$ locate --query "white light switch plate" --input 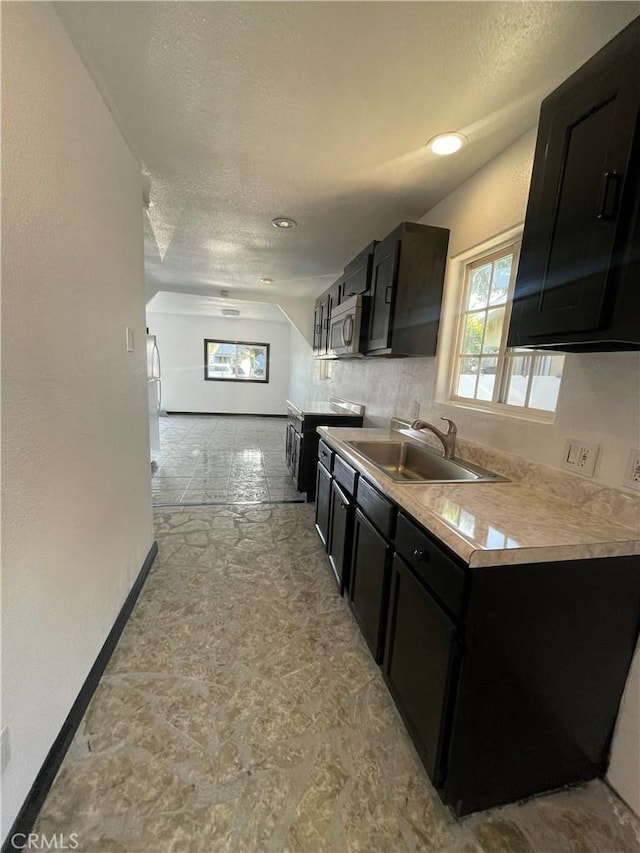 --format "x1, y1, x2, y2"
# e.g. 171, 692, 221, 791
561, 438, 600, 478
623, 449, 640, 492
125, 327, 134, 352
1, 724, 10, 773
